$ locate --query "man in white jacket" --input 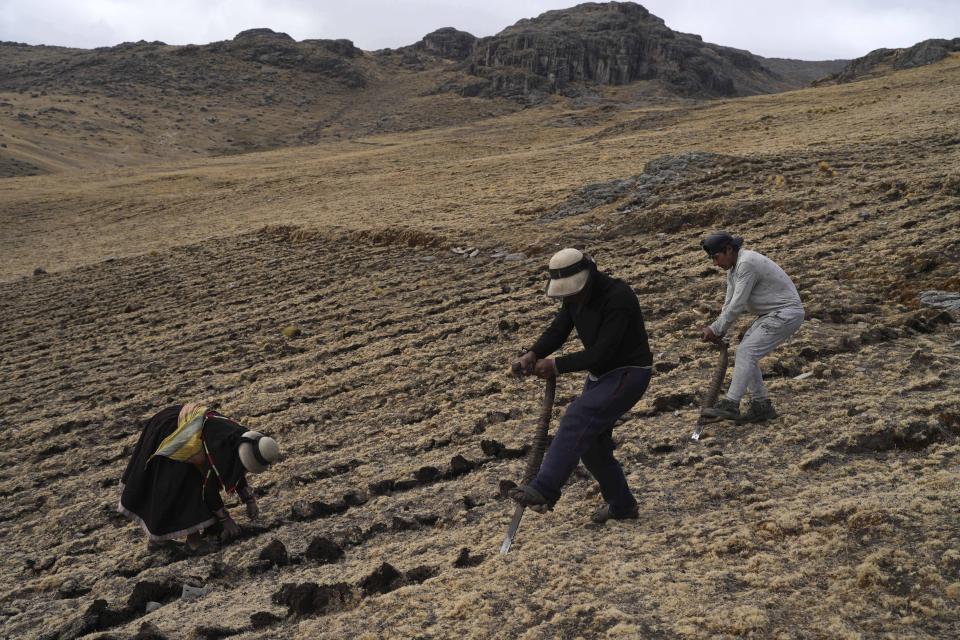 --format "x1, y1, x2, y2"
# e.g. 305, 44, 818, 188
699, 231, 804, 422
